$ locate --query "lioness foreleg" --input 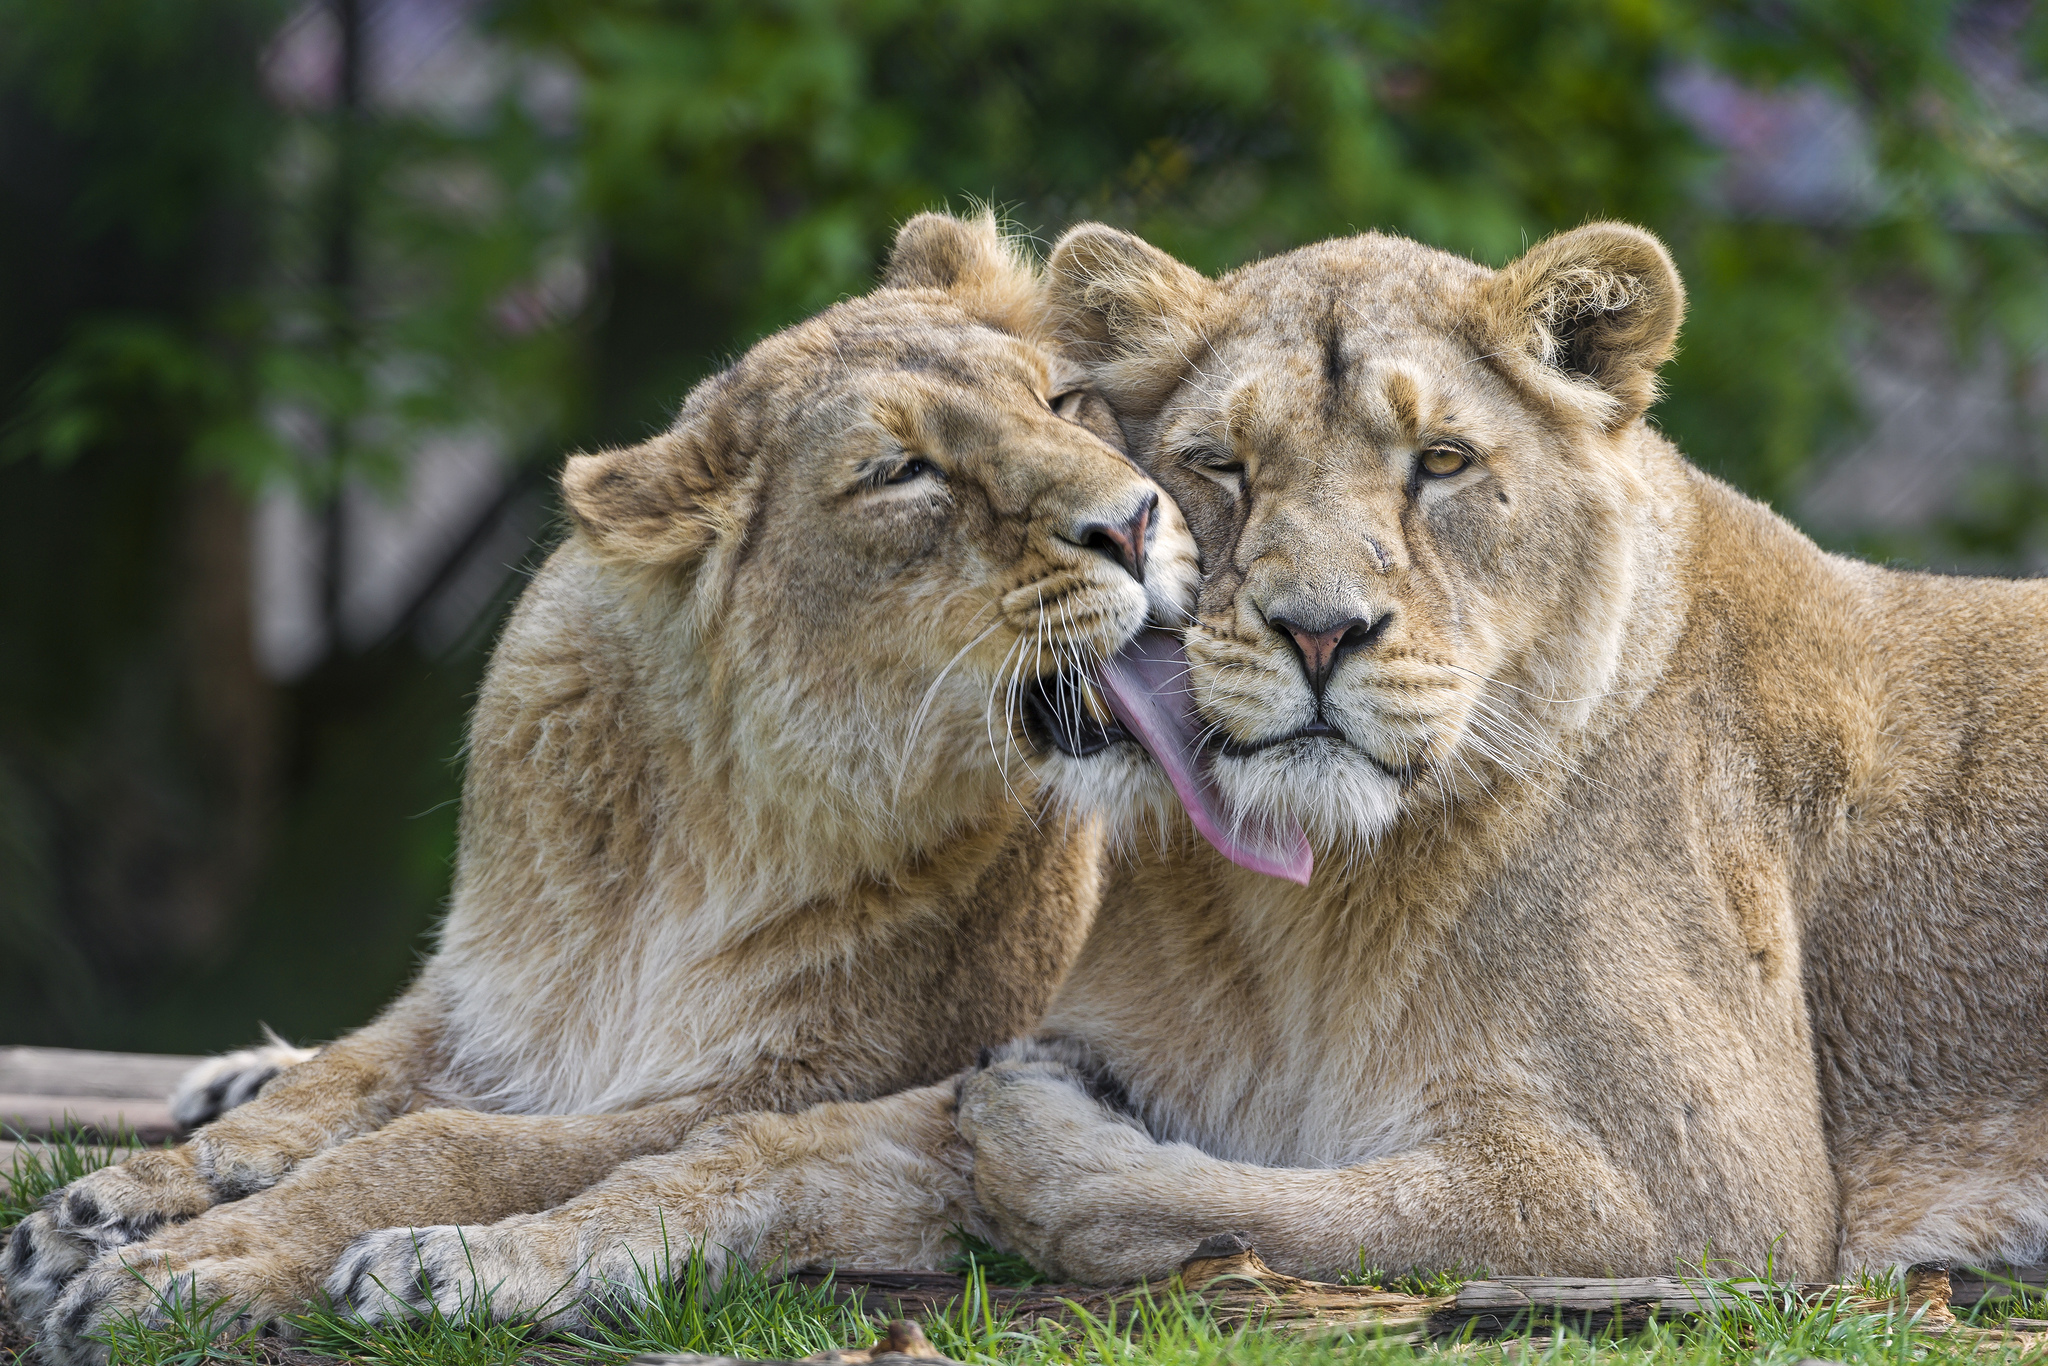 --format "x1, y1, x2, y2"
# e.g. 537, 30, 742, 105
5, 987, 443, 1327
31, 1102, 712, 1366
954, 1043, 1666, 1283
327, 1081, 982, 1332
